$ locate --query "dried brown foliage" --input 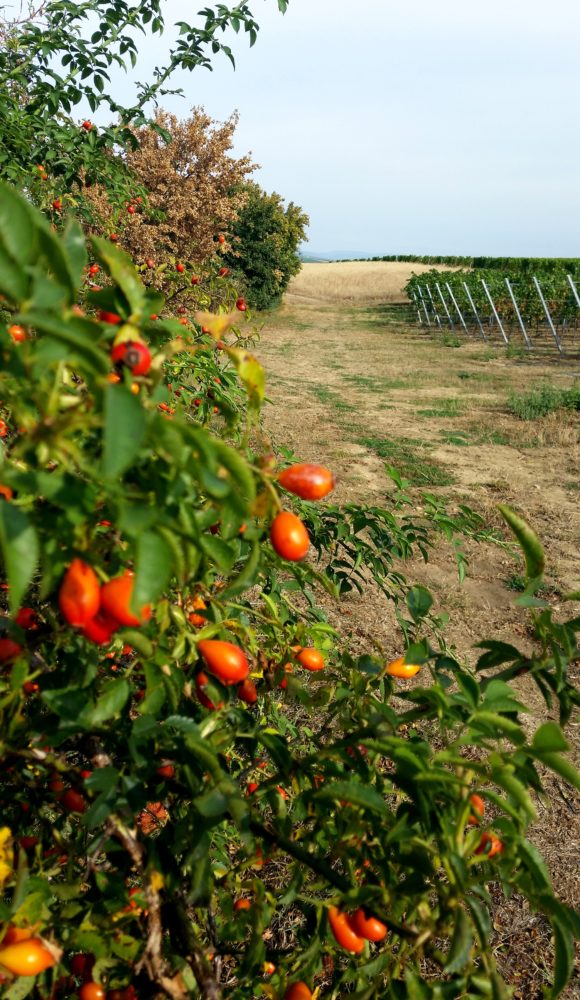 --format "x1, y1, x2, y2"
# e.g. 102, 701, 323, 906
84, 107, 256, 284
